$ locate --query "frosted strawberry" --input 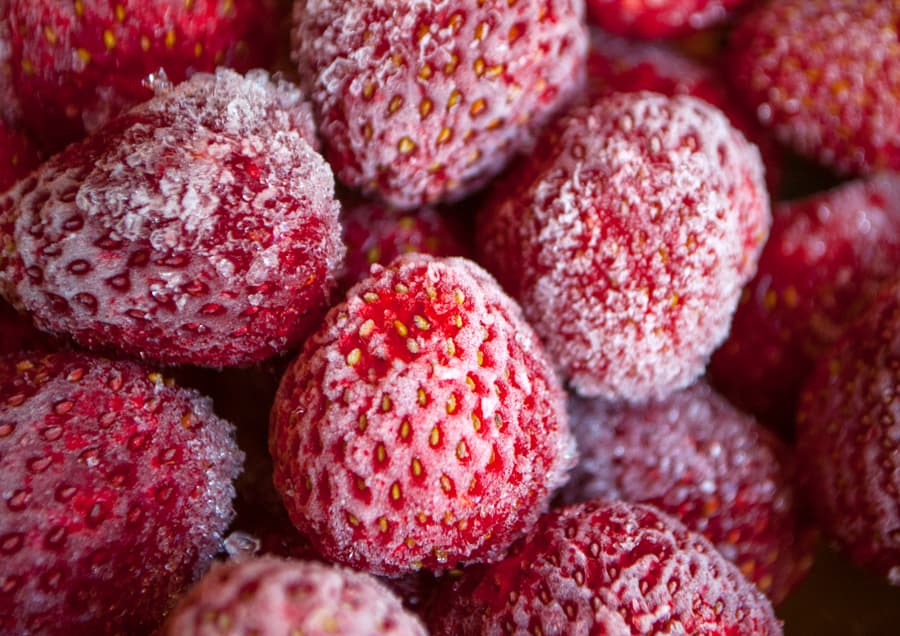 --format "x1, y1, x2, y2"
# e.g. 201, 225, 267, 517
0, 119, 39, 192
796, 280, 900, 586
0, 350, 242, 635
710, 174, 900, 429
270, 254, 574, 576
478, 92, 769, 402
341, 201, 468, 290
0, 68, 344, 368
164, 557, 427, 636
727, 0, 900, 176
292, 0, 588, 208
3, 0, 277, 149
559, 382, 815, 604
586, 0, 751, 39
430, 500, 782, 635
